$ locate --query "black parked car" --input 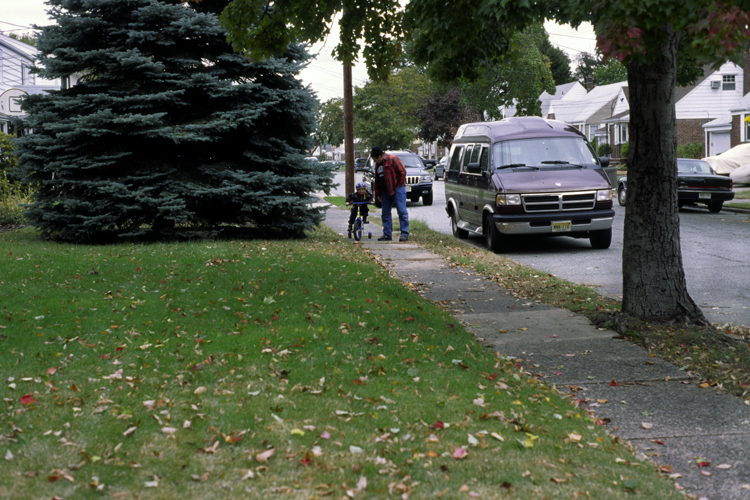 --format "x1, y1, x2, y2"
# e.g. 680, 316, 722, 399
362, 150, 434, 206
617, 158, 734, 213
